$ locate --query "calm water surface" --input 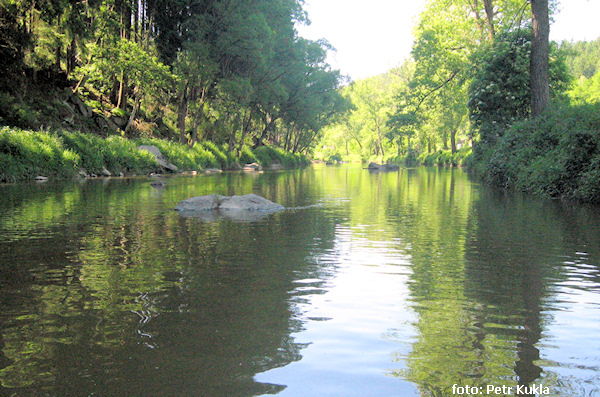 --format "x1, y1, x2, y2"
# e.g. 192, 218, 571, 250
0, 165, 598, 396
